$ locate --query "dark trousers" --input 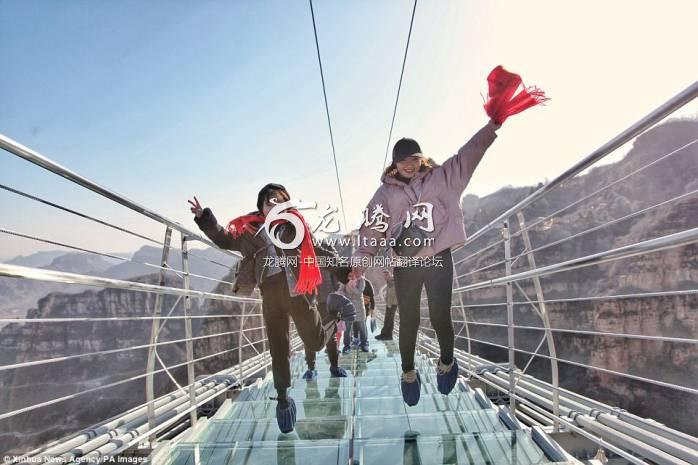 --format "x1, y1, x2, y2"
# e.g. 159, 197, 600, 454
352, 305, 371, 339
380, 305, 398, 335
393, 248, 454, 372
344, 319, 368, 350
260, 273, 336, 397
305, 303, 340, 370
